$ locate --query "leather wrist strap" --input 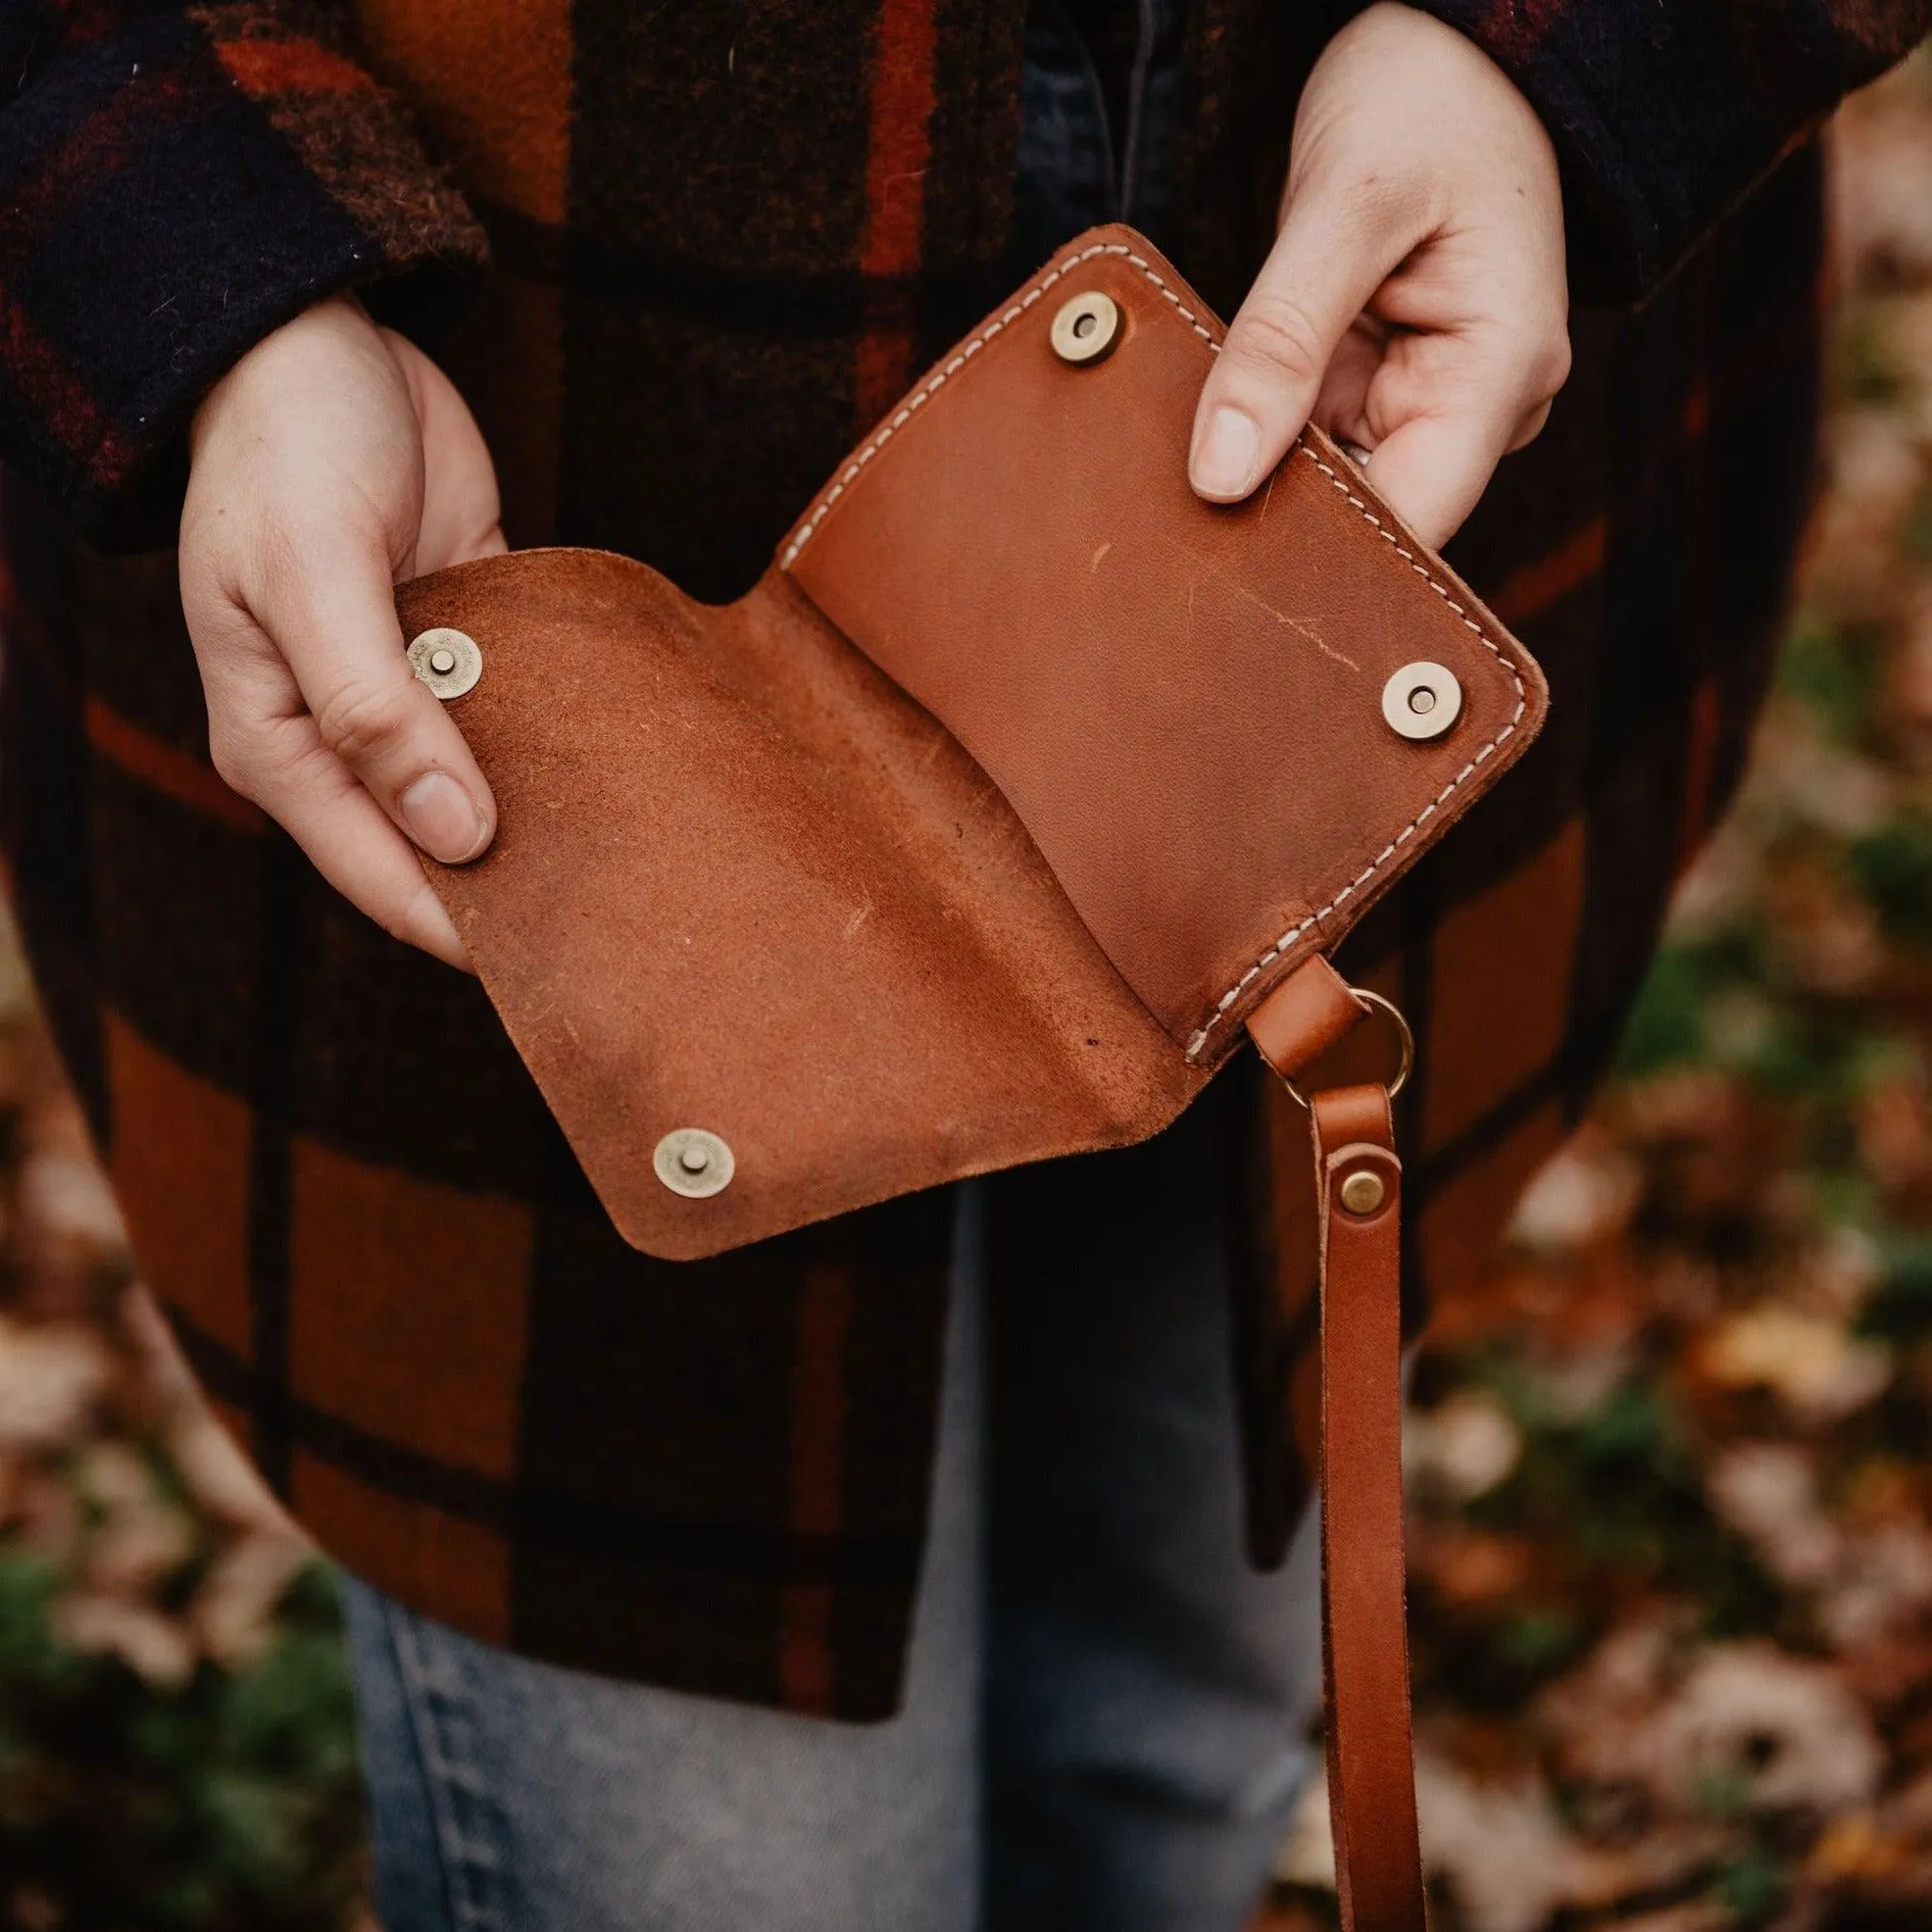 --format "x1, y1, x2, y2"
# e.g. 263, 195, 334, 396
1248, 959, 1425, 1932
